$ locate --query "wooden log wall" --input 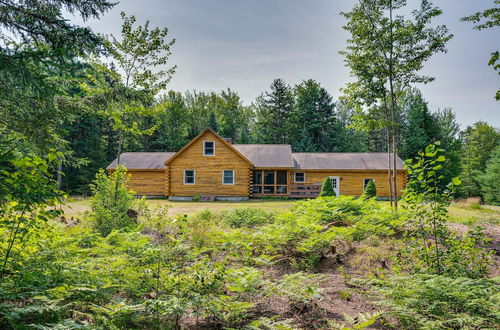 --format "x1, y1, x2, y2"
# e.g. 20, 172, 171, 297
168, 130, 251, 197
